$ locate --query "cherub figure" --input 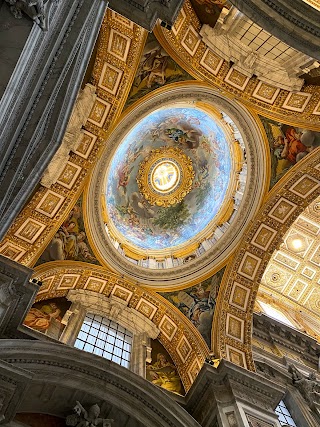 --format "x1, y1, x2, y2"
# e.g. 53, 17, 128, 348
66, 401, 113, 427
